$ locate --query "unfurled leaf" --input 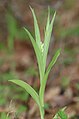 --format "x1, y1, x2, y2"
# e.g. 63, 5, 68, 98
45, 7, 50, 33
24, 27, 44, 82
9, 80, 40, 107
30, 6, 41, 48
43, 12, 56, 71
46, 48, 61, 75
